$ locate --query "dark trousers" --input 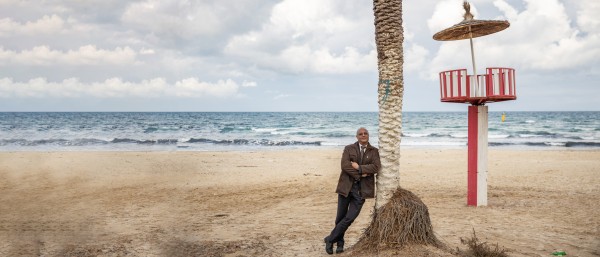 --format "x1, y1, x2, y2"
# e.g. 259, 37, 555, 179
326, 182, 365, 244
